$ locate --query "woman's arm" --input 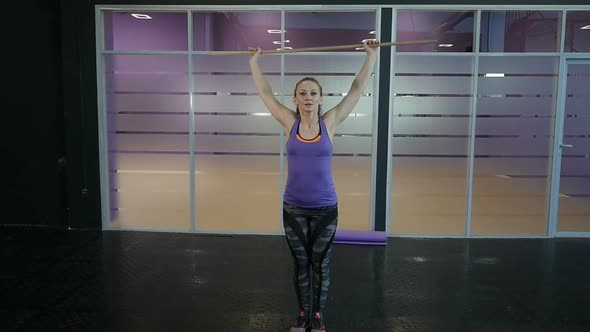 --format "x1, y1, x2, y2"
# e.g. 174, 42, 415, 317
249, 49, 296, 130
323, 40, 378, 130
